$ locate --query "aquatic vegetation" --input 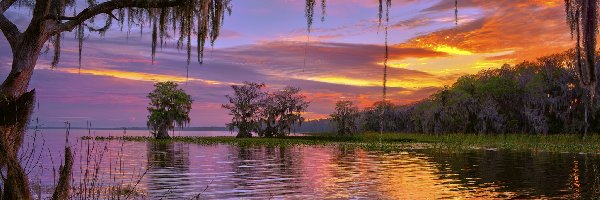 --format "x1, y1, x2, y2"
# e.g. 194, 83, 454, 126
85, 132, 600, 154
